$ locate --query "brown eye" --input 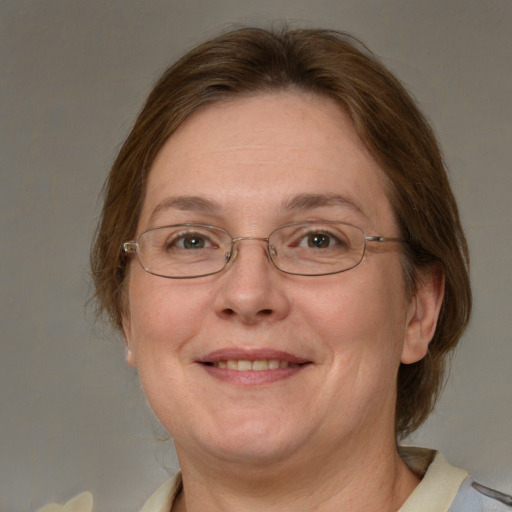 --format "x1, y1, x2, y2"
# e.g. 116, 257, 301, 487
166, 232, 212, 250
181, 235, 206, 249
307, 233, 331, 248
